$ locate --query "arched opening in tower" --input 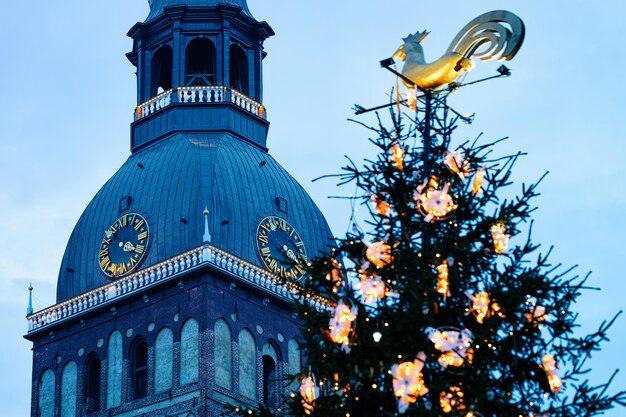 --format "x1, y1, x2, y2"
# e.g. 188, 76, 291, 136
150, 45, 173, 97
230, 44, 249, 96
130, 338, 148, 400
262, 354, 278, 408
84, 354, 101, 413
185, 38, 216, 86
